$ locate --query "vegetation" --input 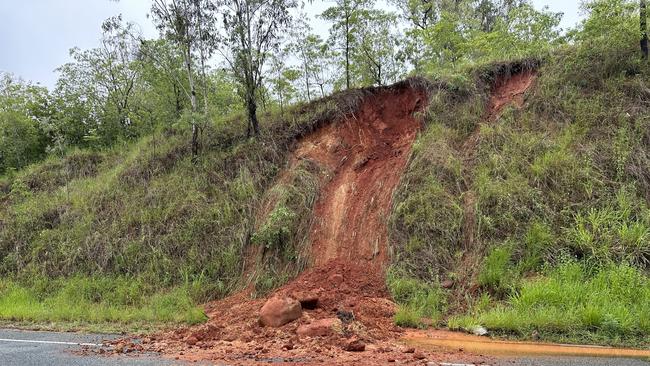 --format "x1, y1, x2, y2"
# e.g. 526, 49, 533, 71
0, 84, 364, 326
0, 277, 206, 331
449, 262, 650, 346
388, 0, 650, 345
387, 269, 446, 329
2, 0, 650, 344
